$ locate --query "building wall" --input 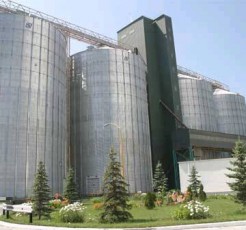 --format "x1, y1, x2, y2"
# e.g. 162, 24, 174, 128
70, 48, 153, 195
179, 158, 233, 193
0, 13, 67, 198
118, 15, 183, 188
